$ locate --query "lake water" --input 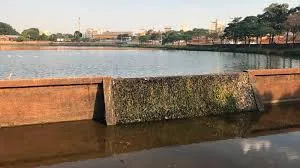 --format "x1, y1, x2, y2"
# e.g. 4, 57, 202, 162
1, 103, 300, 168
0, 47, 300, 79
